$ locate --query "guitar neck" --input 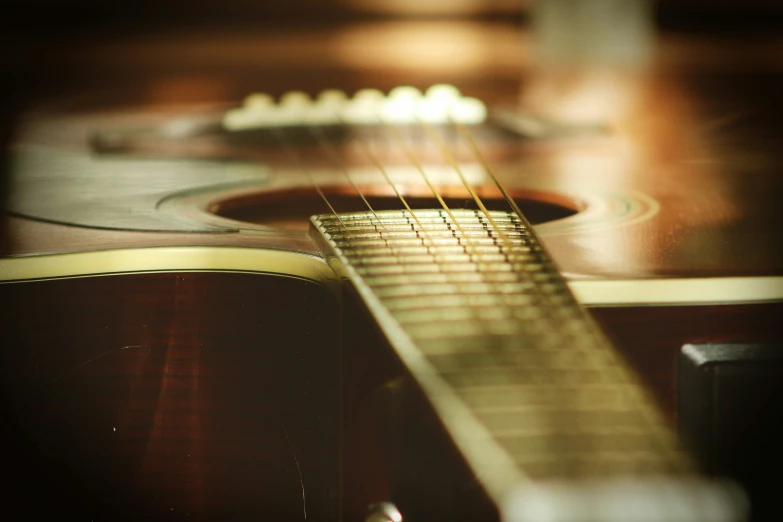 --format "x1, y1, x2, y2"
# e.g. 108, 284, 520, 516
311, 208, 709, 514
